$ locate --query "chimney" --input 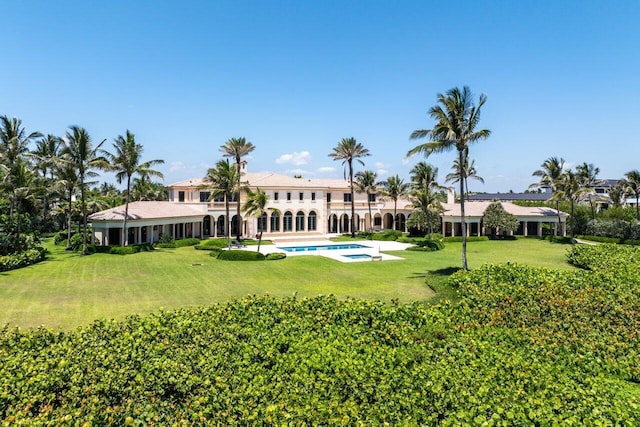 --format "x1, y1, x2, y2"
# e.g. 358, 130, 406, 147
447, 187, 455, 204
